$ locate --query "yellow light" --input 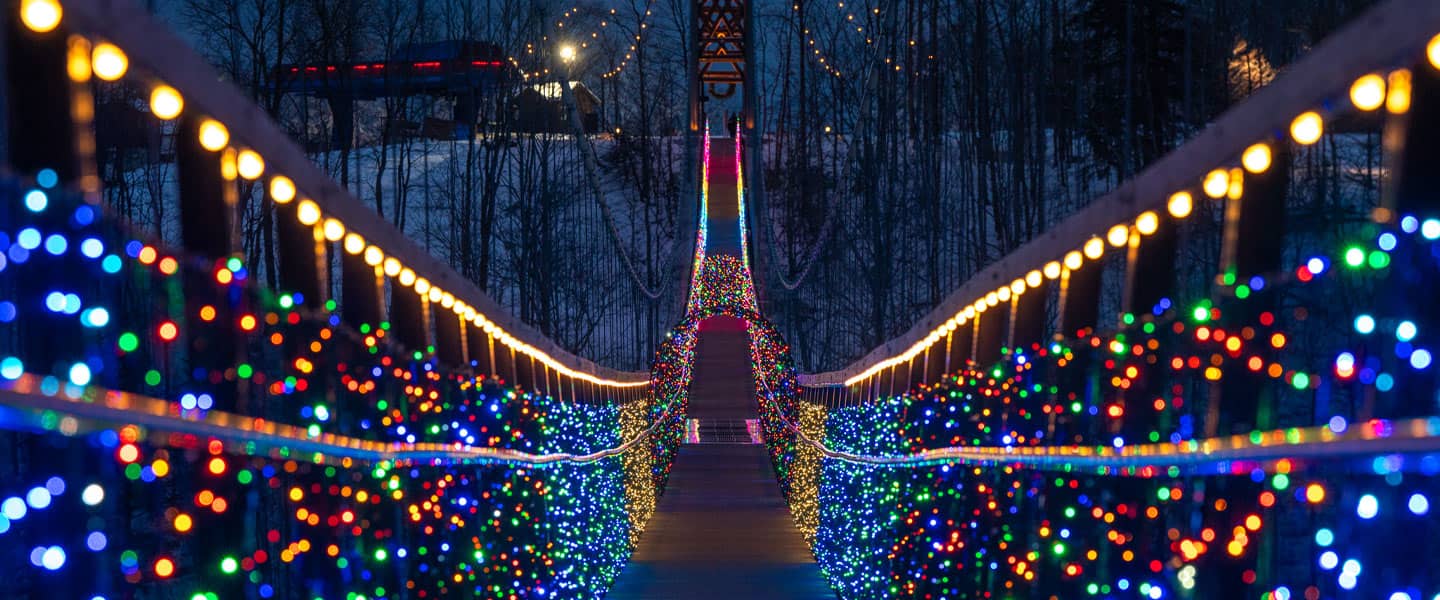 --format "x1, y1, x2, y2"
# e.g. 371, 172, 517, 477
440, 291, 455, 308
343, 233, 365, 255
1010, 278, 1027, 294
383, 257, 402, 277
427, 286, 444, 303
174, 513, 193, 533
1241, 144, 1271, 174
1135, 211, 1159, 236
414, 278, 431, 295
20, 0, 62, 33
1429, 33, 1440, 70
1349, 74, 1385, 111
984, 291, 999, 307
559, 44, 577, 62
1106, 224, 1129, 247
296, 200, 321, 225
1203, 169, 1229, 199
398, 268, 416, 287
66, 38, 91, 81
220, 149, 238, 181
322, 218, 345, 242
237, 150, 265, 180
1388, 69, 1412, 114
364, 245, 384, 266
961, 306, 975, 320
269, 176, 296, 204
1063, 251, 1082, 271
198, 120, 229, 152
1043, 261, 1062, 279
1025, 270, 1042, 287
974, 300, 988, 314
1305, 483, 1325, 504
1289, 111, 1322, 145
1083, 237, 1104, 260
997, 287, 1012, 303
149, 85, 183, 120
1227, 168, 1244, 200
91, 43, 128, 81
1167, 191, 1193, 218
